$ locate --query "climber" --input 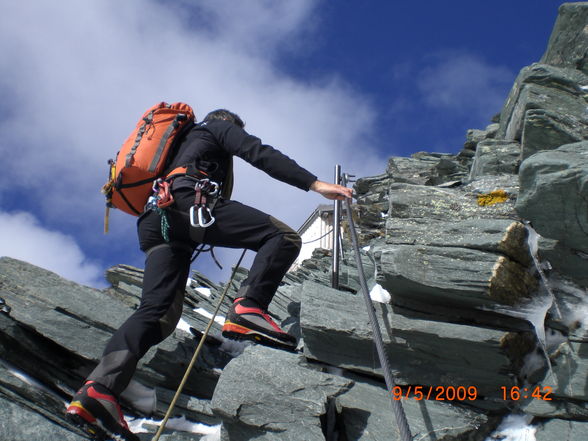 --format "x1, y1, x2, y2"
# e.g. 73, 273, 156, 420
66, 108, 352, 440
